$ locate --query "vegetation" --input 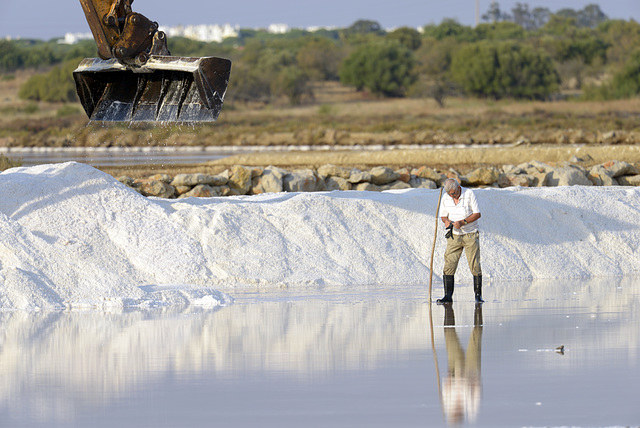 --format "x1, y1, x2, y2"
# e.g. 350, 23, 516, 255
0, 154, 22, 170
2, 2, 640, 107
339, 41, 417, 97
450, 41, 559, 100
18, 58, 81, 102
